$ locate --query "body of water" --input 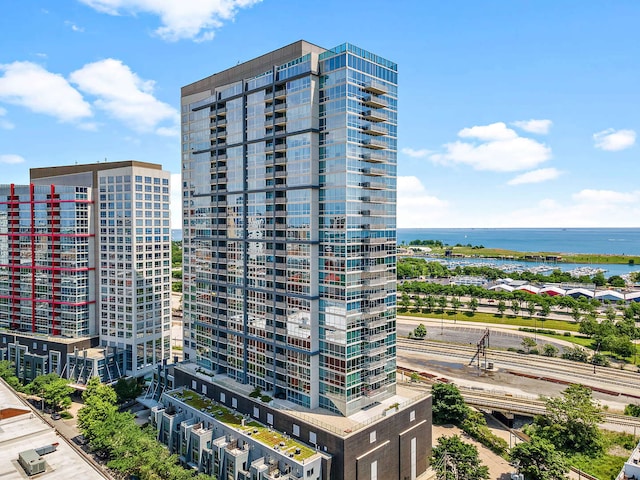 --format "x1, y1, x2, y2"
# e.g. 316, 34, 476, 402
173, 228, 640, 277
398, 228, 640, 256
